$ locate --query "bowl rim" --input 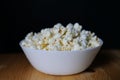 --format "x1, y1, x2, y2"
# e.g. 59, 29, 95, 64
19, 38, 103, 53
